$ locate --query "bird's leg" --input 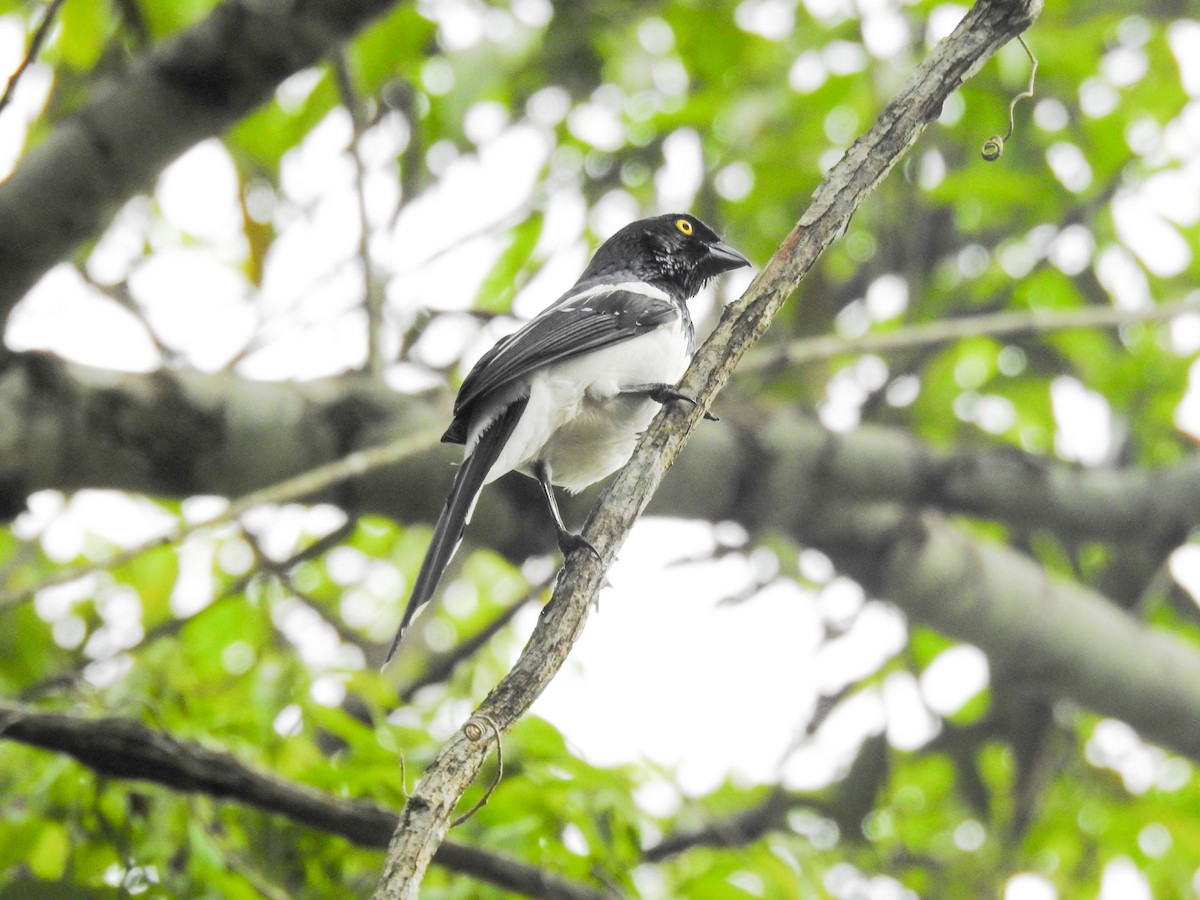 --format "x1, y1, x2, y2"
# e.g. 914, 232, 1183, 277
620, 383, 719, 421
532, 460, 601, 560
